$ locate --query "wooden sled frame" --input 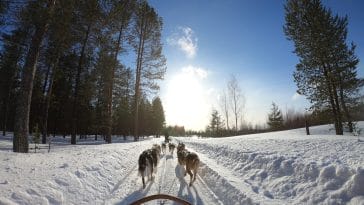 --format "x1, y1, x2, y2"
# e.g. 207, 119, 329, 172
130, 194, 191, 205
